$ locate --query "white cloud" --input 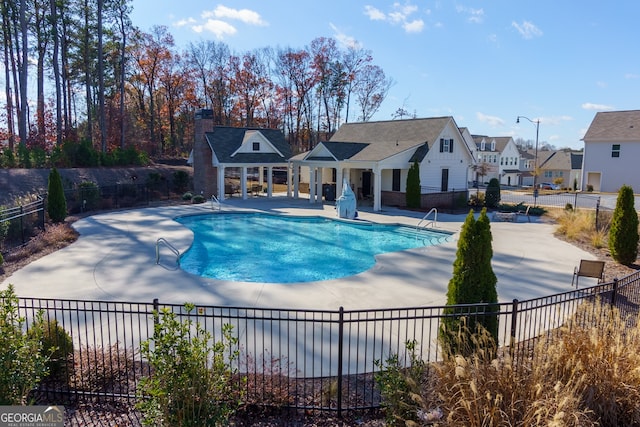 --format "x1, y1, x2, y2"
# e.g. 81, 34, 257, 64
476, 112, 505, 127
204, 5, 267, 26
192, 20, 237, 39
582, 103, 614, 111
403, 19, 425, 33
364, 5, 386, 21
625, 73, 640, 79
364, 3, 425, 33
329, 23, 361, 49
456, 5, 484, 23
174, 17, 197, 28
511, 20, 543, 39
